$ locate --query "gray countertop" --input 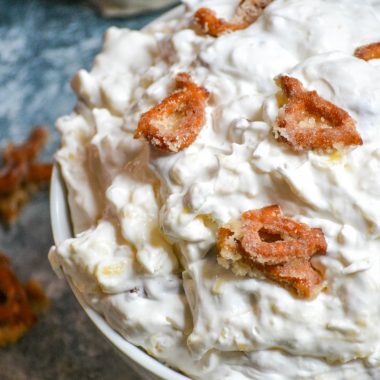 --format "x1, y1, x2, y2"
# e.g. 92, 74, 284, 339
0, 1, 175, 378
